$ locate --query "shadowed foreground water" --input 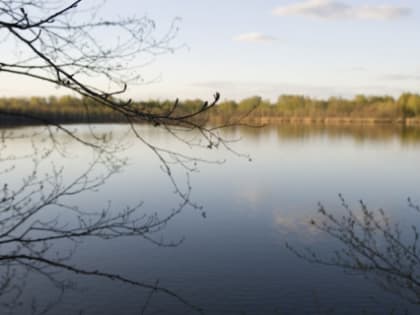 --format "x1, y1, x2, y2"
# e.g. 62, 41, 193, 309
1, 124, 420, 315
